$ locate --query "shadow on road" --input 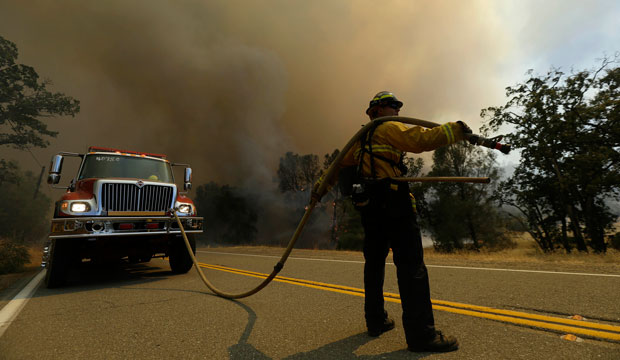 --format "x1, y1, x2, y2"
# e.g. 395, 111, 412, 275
227, 300, 272, 360
282, 332, 429, 360
33, 260, 174, 298
227, 300, 429, 360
